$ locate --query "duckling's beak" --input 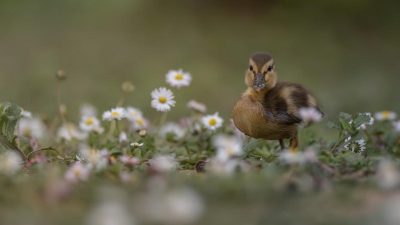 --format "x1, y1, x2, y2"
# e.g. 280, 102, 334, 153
253, 73, 266, 92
